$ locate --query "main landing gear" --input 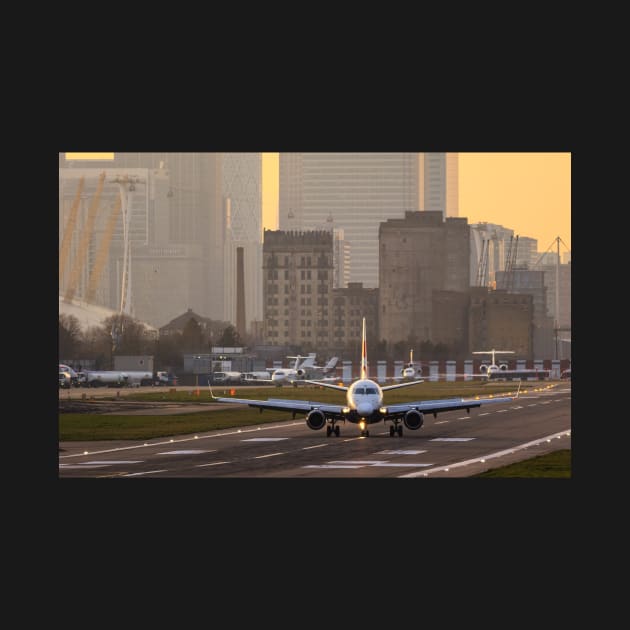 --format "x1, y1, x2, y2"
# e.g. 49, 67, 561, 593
326, 424, 340, 437
389, 422, 403, 437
